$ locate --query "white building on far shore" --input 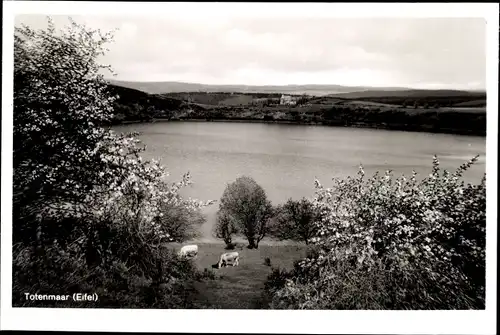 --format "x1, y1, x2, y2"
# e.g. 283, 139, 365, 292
280, 94, 297, 105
